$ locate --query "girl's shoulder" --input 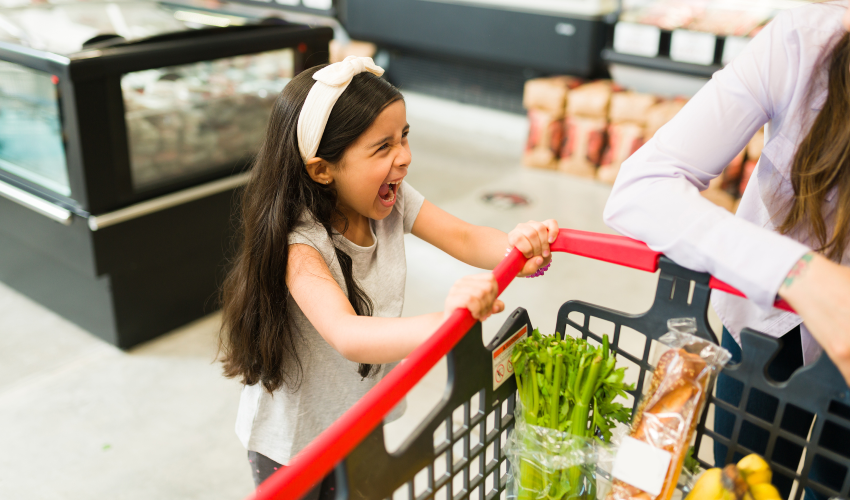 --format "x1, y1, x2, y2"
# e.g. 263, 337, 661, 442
393, 181, 425, 235
289, 211, 335, 255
